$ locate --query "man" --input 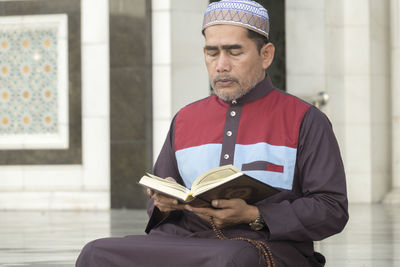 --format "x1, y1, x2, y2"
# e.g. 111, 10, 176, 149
76, 0, 348, 266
